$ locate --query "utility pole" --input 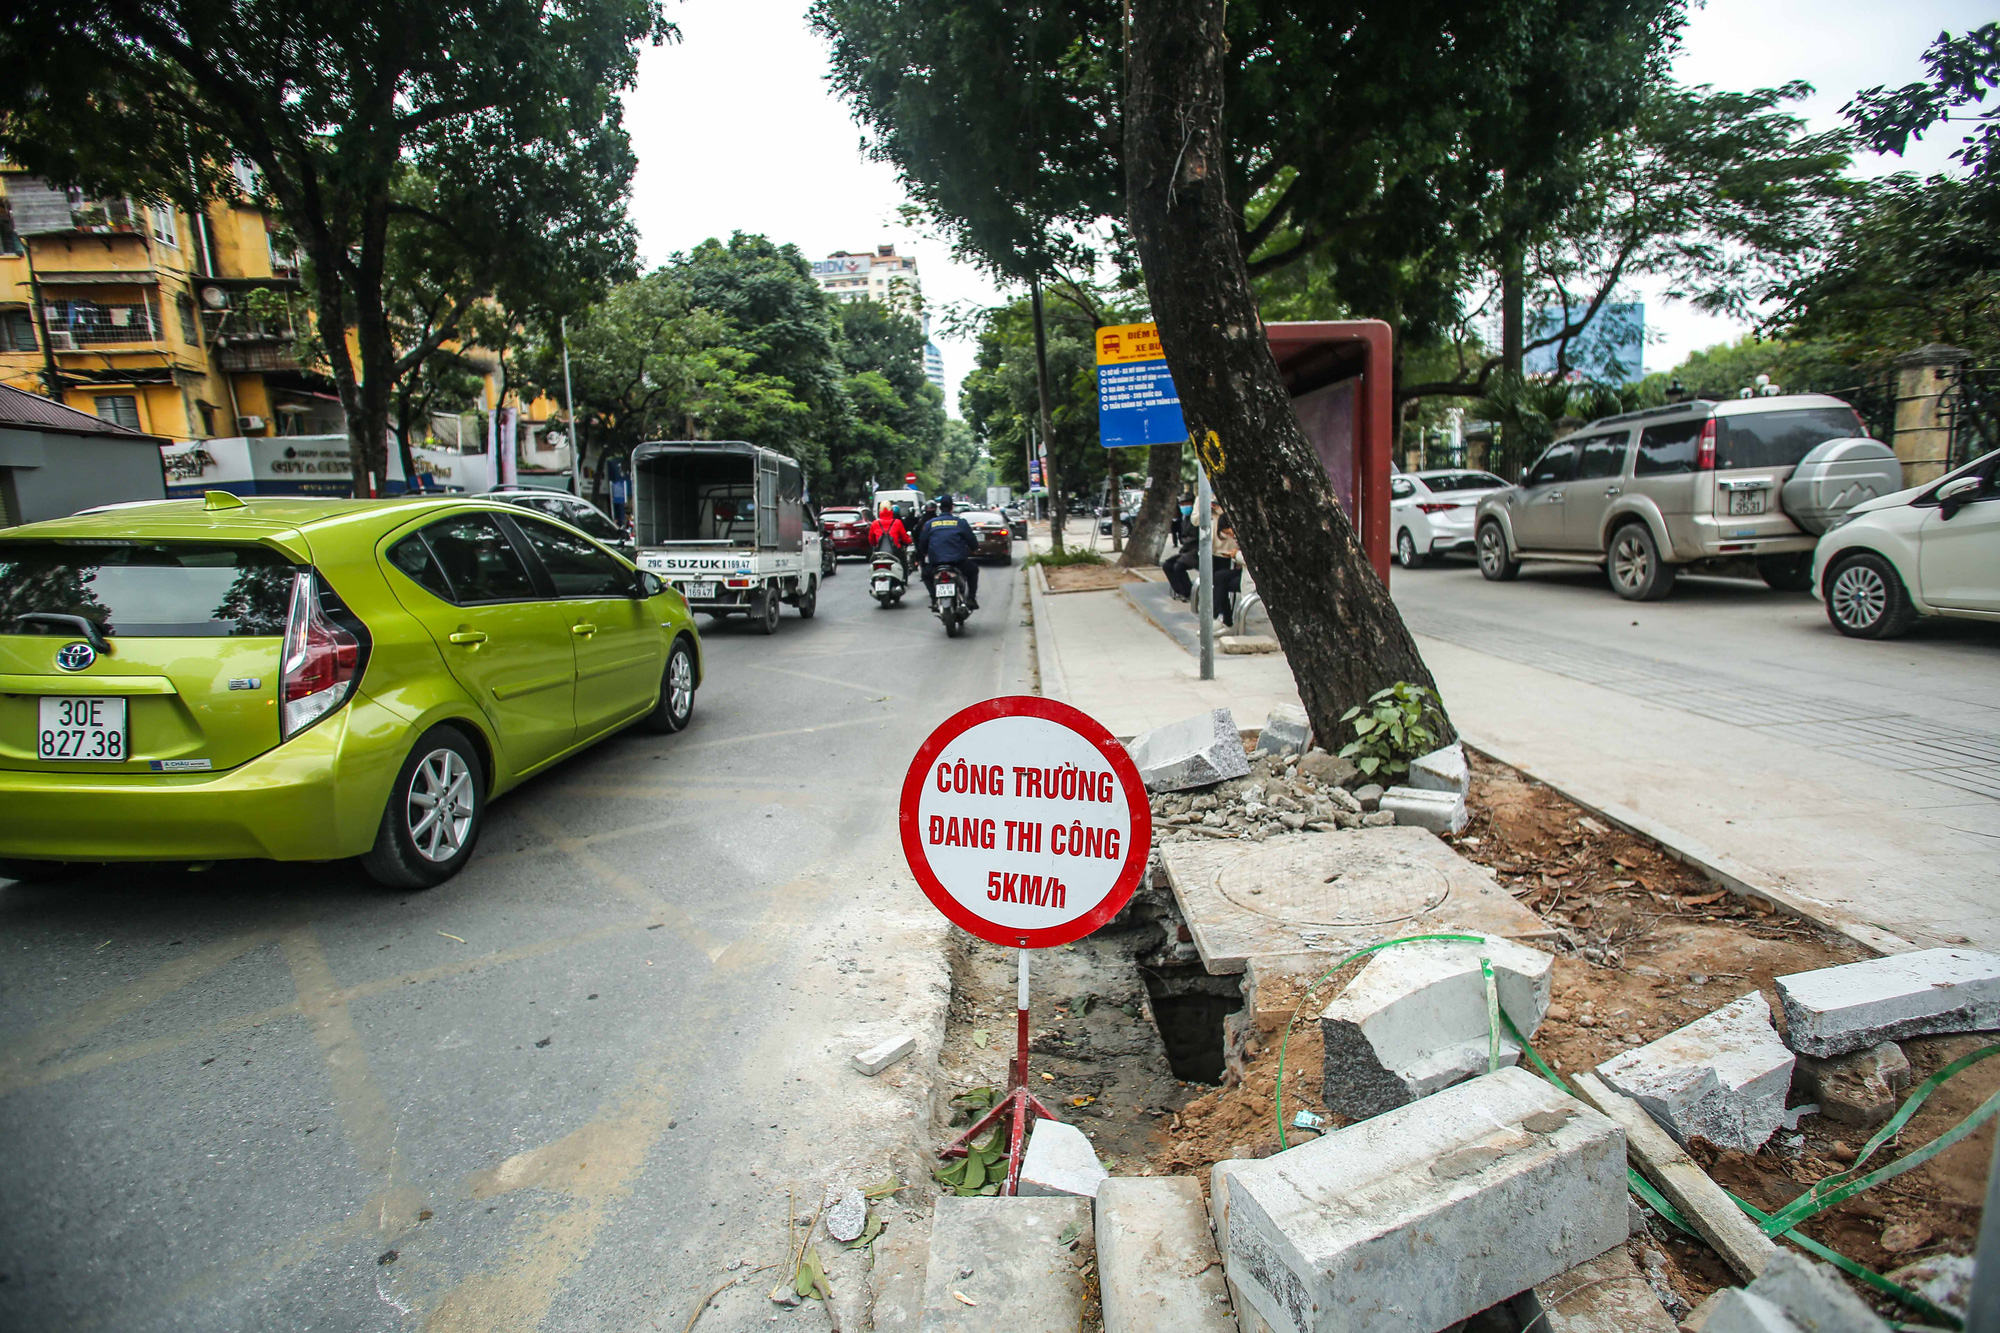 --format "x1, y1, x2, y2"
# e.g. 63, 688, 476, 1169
1197, 463, 1214, 680
1030, 275, 1063, 553
560, 315, 581, 497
